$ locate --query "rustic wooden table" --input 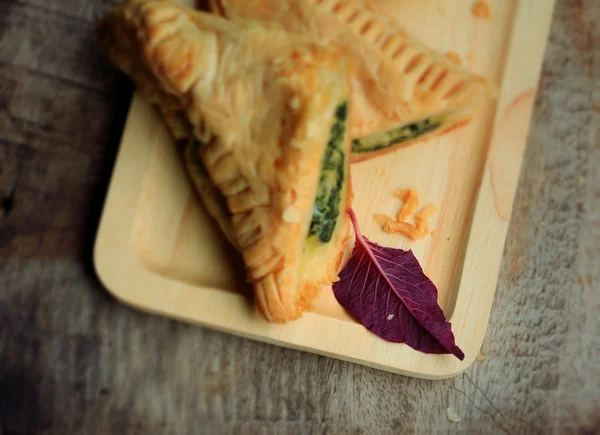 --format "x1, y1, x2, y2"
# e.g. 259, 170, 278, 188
0, 1, 598, 434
